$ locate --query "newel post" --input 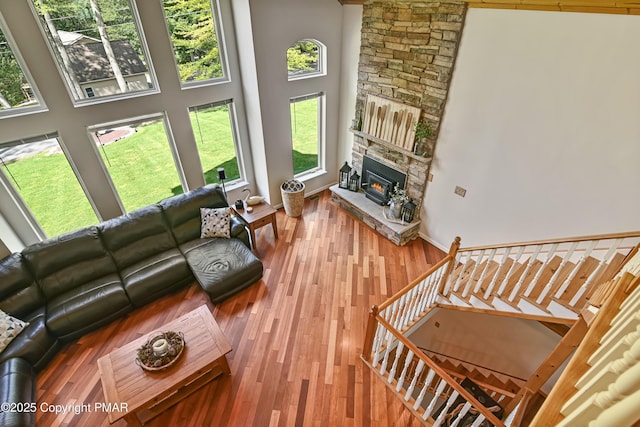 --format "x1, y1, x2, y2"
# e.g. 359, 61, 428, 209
440, 236, 461, 293
362, 305, 379, 363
